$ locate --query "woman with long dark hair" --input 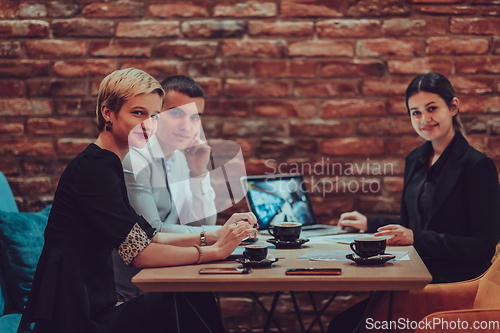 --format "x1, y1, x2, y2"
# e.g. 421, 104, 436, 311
18, 68, 257, 333
328, 72, 500, 332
